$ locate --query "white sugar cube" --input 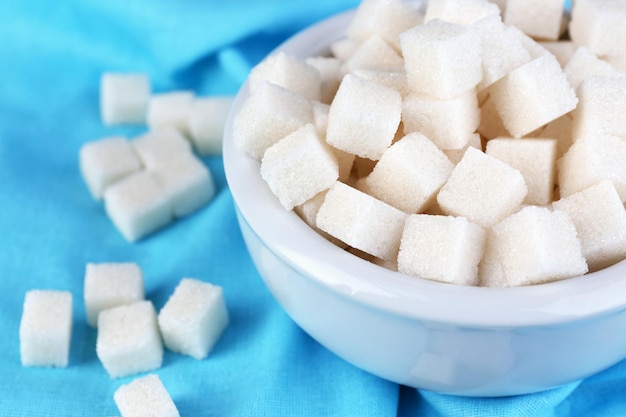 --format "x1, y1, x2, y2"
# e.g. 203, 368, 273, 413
540, 41, 576, 68
248, 51, 322, 101
330, 38, 359, 61
424, 0, 501, 25
400, 19, 483, 99
443, 133, 482, 164
316, 181, 408, 261
477, 95, 509, 140
261, 124, 338, 210
571, 75, 626, 141
569, 0, 626, 57
146, 91, 194, 136
326, 74, 401, 160
352, 68, 410, 98
103, 171, 173, 242
361, 133, 454, 213
504, 0, 564, 41
114, 374, 179, 417
83, 262, 144, 327
488, 53, 578, 138
233, 81, 313, 160
311, 100, 330, 136
398, 214, 486, 286
96, 300, 163, 379
158, 278, 229, 360
564, 46, 624, 90
152, 152, 215, 218
437, 147, 527, 228
536, 114, 573, 158
553, 181, 626, 272
79, 137, 142, 200
342, 35, 404, 75
100, 73, 150, 126
480, 206, 588, 287
131, 128, 193, 170
305, 56, 342, 104
558, 135, 626, 202
486, 138, 557, 205
20, 290, 73, 368
187, 96, 234, 155
402, 89, 480, 150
